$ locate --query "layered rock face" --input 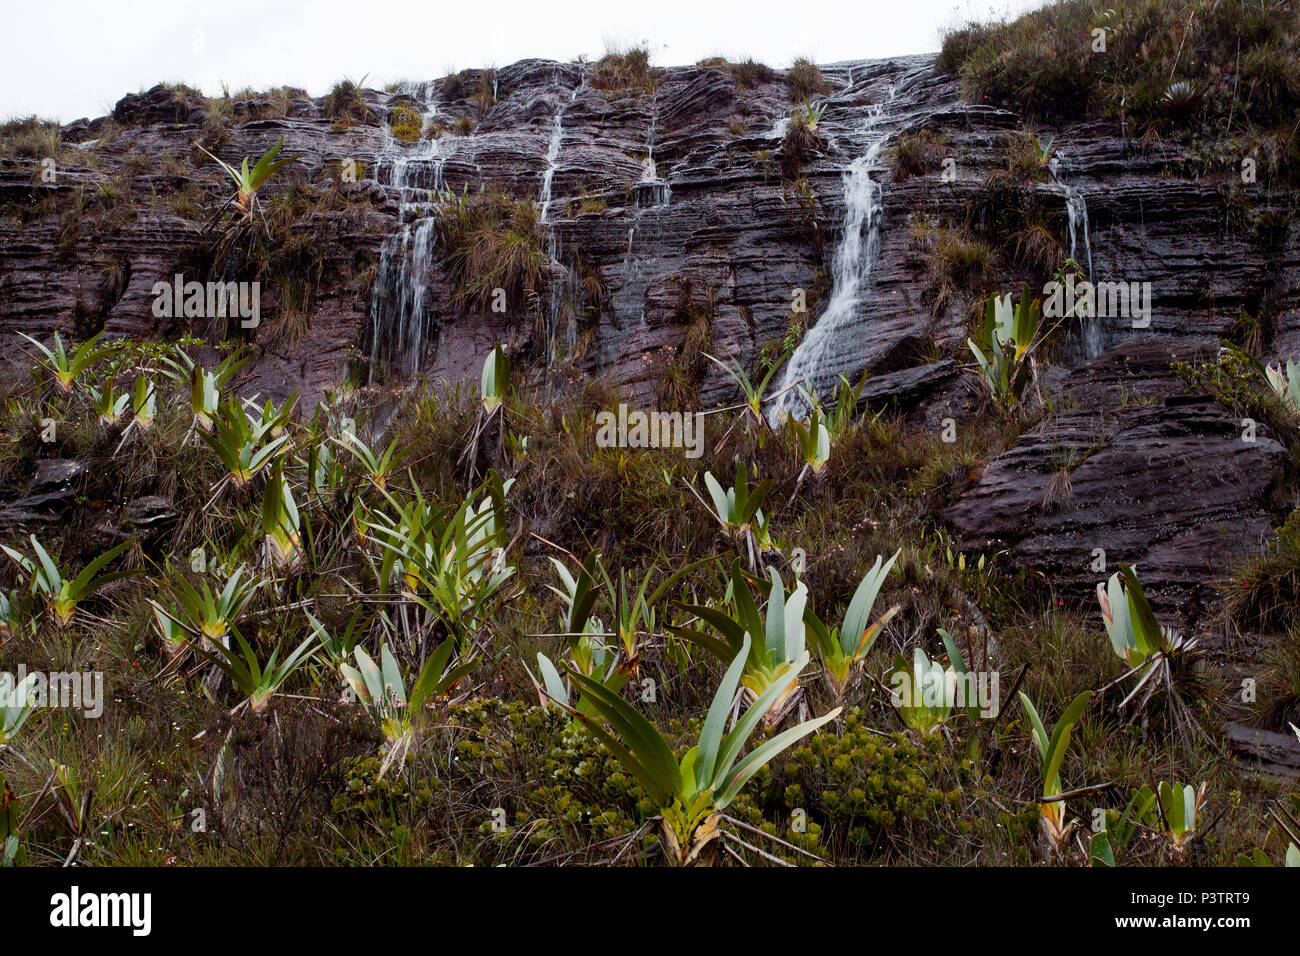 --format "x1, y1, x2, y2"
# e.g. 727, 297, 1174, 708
944, 342, 1290, 604
1, 54, 1297, 596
